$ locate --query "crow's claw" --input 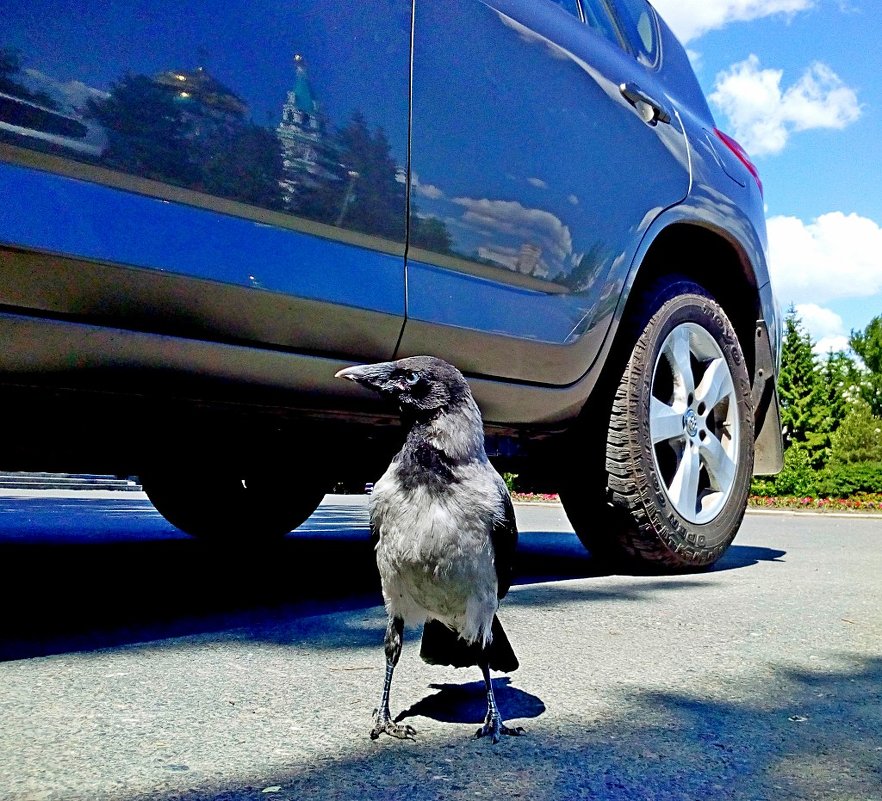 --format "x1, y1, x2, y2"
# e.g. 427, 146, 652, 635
474, 719, 525, 744
370, 710, 416, 741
